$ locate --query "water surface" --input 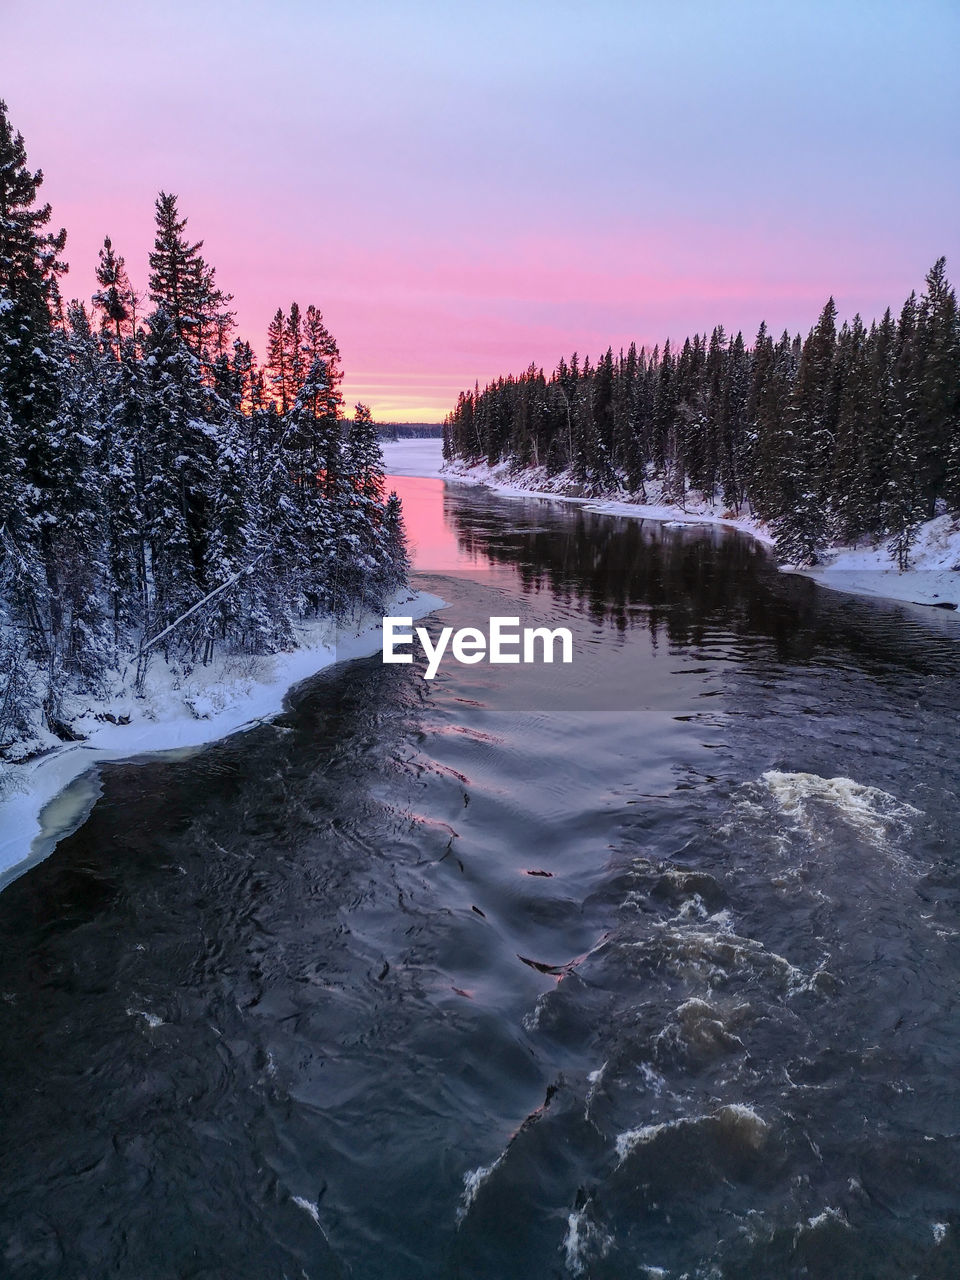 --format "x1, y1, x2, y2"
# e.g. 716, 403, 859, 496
1, 476, 959, 1279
